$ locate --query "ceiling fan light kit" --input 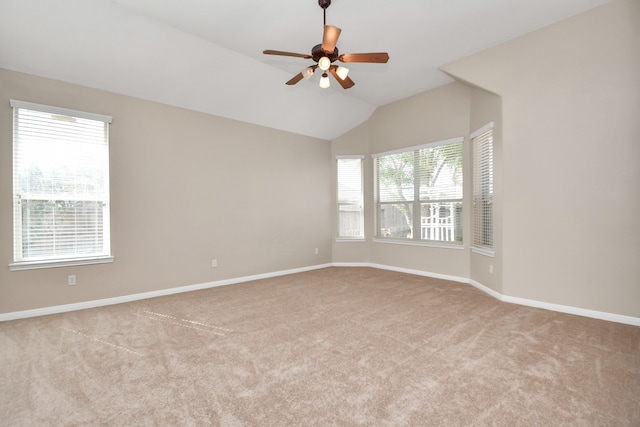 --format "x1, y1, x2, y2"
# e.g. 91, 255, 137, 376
263, 0, 389, 90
